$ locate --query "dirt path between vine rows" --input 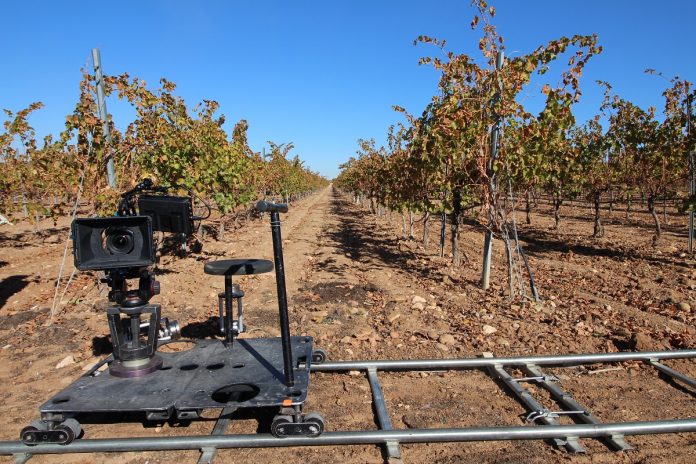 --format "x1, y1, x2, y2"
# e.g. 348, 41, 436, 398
2, 186, 696, 463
